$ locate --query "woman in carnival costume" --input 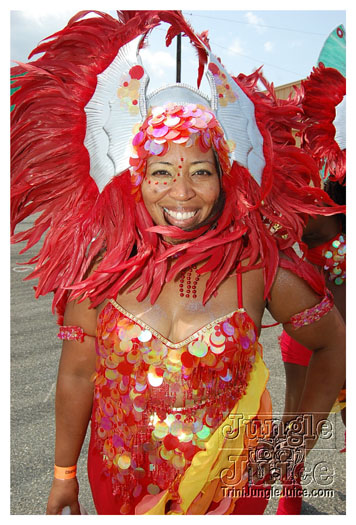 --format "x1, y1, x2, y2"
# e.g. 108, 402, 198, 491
11, 11, 345, 515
